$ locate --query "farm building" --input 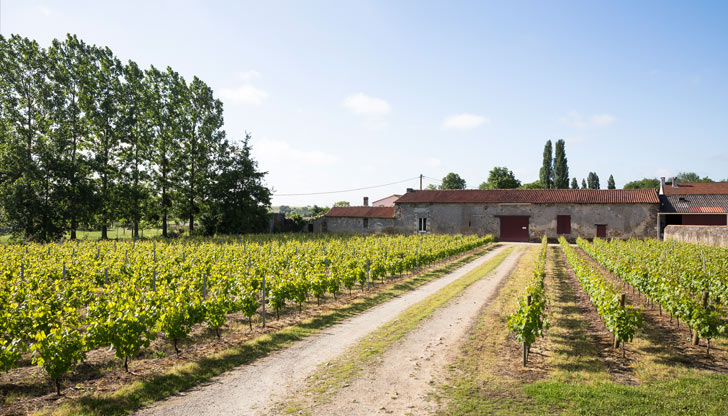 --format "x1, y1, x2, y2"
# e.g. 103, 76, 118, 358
312, 188, 661, 241
371, 194, 402, 207
658, 178, 728, 237
311, 205, 396, 234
